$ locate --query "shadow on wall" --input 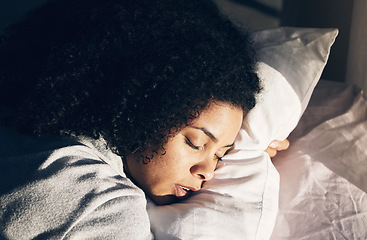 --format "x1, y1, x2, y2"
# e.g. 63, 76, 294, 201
213, 0, 282, 30
0, 0, 48, 34
281, 0, 354, 83
1, 0, 283, 34
3, 0, 363, 92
